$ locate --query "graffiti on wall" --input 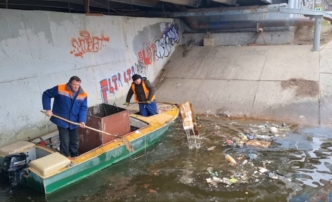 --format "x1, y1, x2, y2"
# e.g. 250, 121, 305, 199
100, 22, 179, 103
135, 61, 148, 75
70, 31, 110, 58
134, 22, 179, 66
155, 23, 179, 59
100, 67, 135, 104
138, 43, 156, 66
